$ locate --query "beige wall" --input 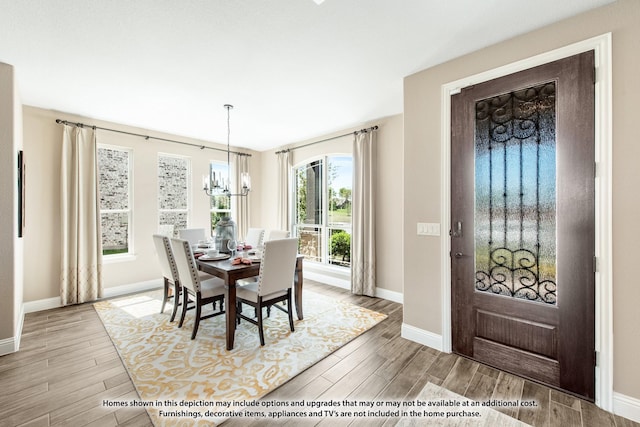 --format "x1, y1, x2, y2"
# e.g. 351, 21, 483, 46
22, 106, 262, 302
259, 114, 404, 295
403, 0, 640, 399
0, 62, 23, 348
